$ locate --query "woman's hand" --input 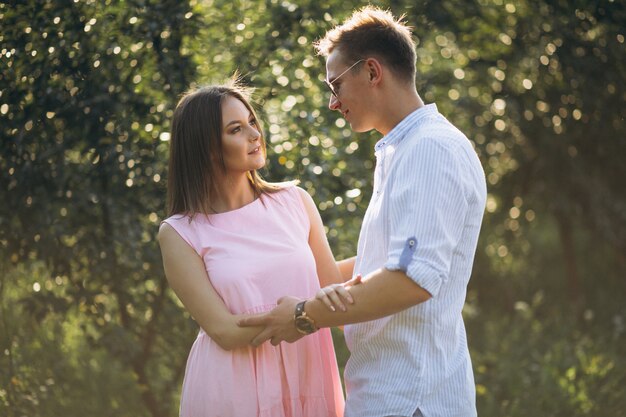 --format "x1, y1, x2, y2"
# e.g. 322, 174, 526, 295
316, 274, 362, 312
